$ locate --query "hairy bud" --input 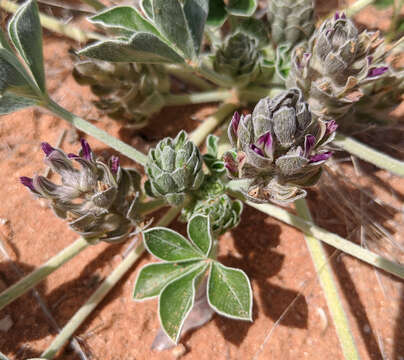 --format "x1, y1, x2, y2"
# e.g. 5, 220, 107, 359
145, 131, 204, 205
21, 140, 141, 243
224, 88, 336, 204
